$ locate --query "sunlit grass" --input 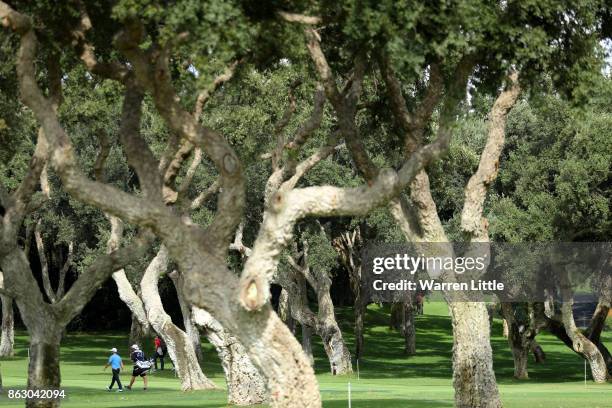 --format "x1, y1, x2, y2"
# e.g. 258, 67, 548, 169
0, 302, 610, 407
